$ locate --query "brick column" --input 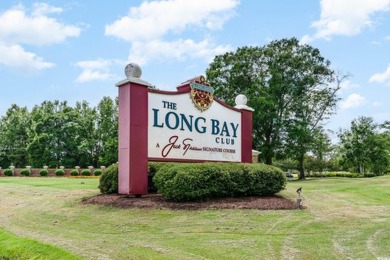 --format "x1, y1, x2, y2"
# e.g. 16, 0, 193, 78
117, 77, 151, 195
235, 94, 254, 163
240, 109, 253, 163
